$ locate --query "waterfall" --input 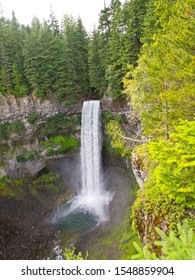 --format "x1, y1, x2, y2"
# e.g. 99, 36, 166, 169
77, 100, 110, 220
81, 100, 102, 196
52, 100, 111, 224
